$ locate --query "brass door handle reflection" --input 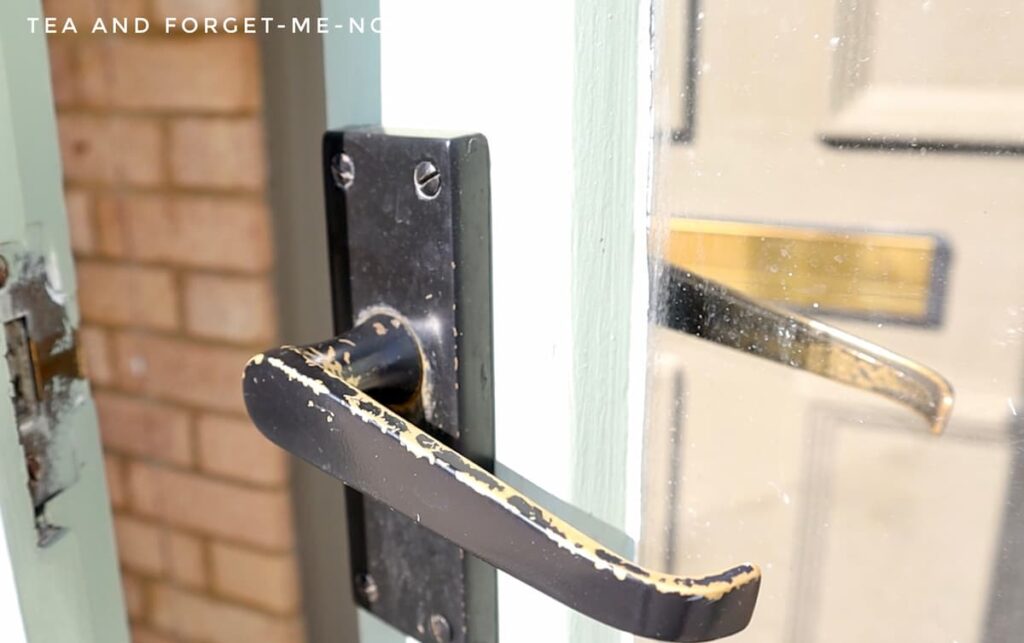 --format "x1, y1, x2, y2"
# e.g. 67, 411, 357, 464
658, 263, 954, 434
243, 314, 761, 642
